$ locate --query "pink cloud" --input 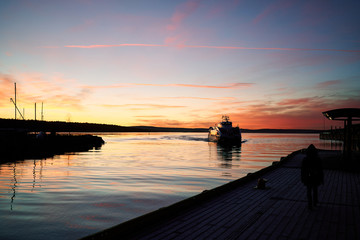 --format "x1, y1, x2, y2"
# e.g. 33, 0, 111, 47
65, 44, 166, 48
253, 0, 297, 24
80, 83, 252, 89
299, 1, 333, 27
0, 73, 16, 106
69, 19, 95, 33
133, 82, 253, 89
315, 80, 342, 88
174, 83, 253, 88
207, 0, 240, 18
167, 0, 201, 31
182, 45, 360, 53
63, 43, 360, 53
278, 98, 313, 105
81, 83, 126, 89
161, 96, 236, 101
